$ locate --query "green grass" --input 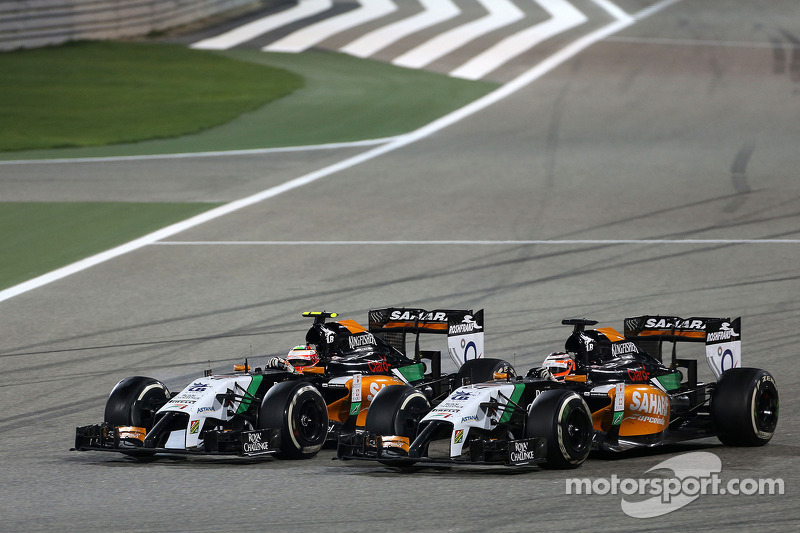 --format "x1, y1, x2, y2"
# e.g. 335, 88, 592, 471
0, 202, 220, 289
0, 40, 500, 292
0, 40, 304, 152
0, 45, 498, 159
